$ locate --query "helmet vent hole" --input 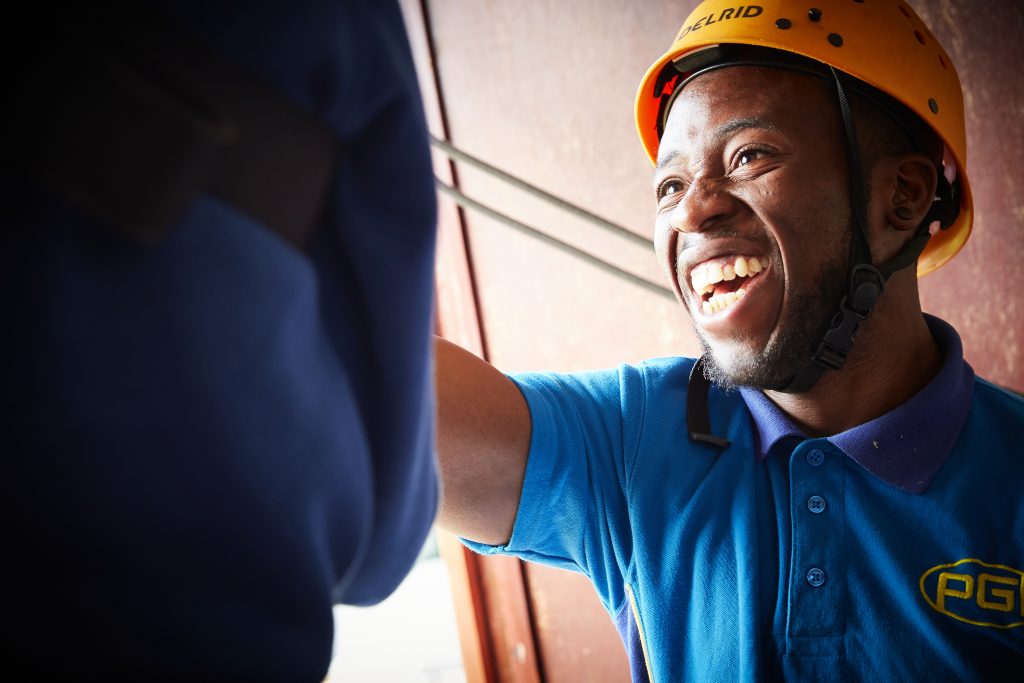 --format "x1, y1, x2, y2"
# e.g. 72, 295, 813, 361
929, 98, 939, 114
775, 18, 793, 29
899, 5, 912, 18
938, 54, 947, 70
914, 30, 927, 45
828, 33, 844, 47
